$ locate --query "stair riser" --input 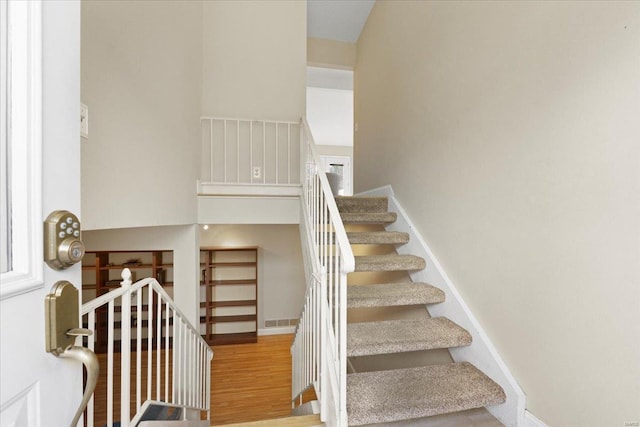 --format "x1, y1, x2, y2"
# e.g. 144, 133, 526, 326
347, 232, 410, 245
354, 261, 426, 272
